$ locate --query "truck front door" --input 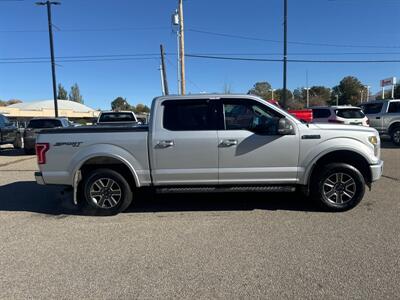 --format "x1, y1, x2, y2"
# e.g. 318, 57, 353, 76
217, 98, 300, 184
150, 99, 220, 185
